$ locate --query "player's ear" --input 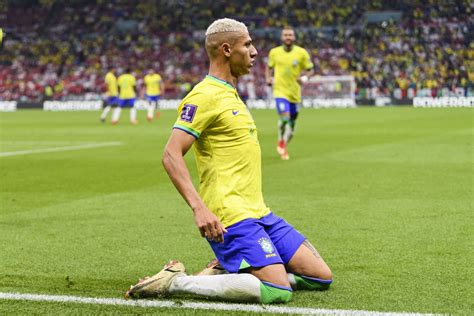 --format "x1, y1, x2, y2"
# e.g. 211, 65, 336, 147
221, 42, 232, 57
